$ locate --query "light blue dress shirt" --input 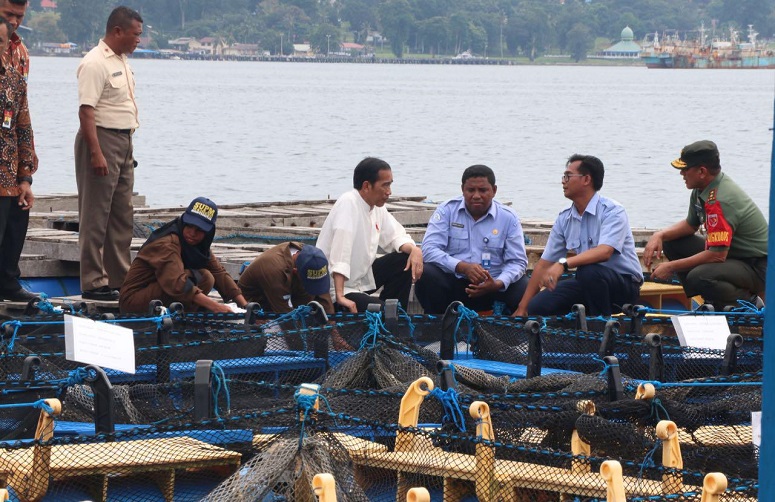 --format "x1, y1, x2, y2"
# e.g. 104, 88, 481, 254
421, 197, 527, 289
541, 193, 643, 282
